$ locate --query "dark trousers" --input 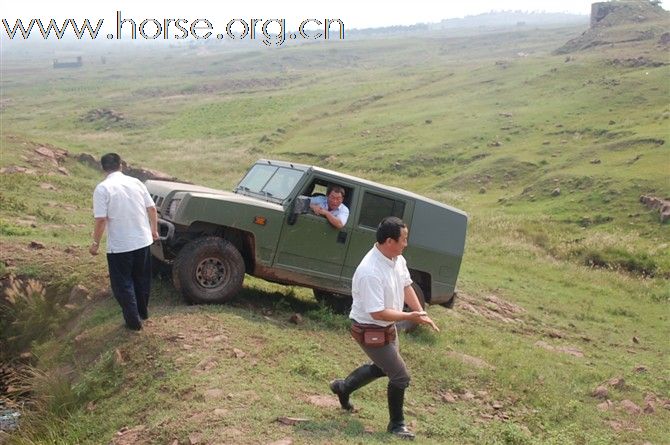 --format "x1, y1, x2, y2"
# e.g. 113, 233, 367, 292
107, 245, 151, 330
359, 327, 411, 389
